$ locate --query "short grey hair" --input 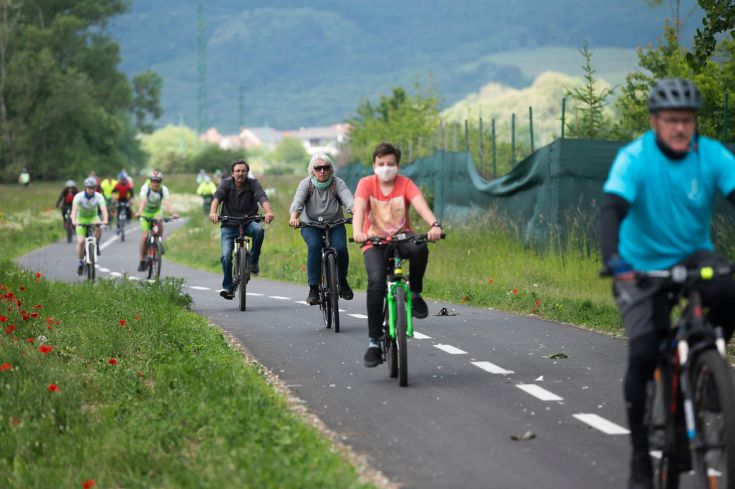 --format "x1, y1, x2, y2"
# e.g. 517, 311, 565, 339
307, 153, 335, 176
